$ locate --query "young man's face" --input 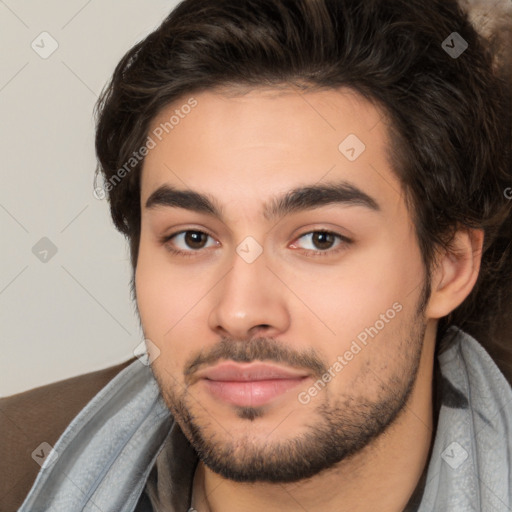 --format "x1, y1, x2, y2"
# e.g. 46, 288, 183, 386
135, 87, 433, 482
